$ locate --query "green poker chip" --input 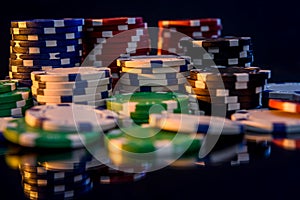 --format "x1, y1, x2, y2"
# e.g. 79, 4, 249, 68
0, 98, 34, 110
104, 126, 201, 154
0, 81, 16, 94
0, 87, 31, 104
107, 92, 189, 124
3, 118, 101, 149
0, 103, 33, 117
